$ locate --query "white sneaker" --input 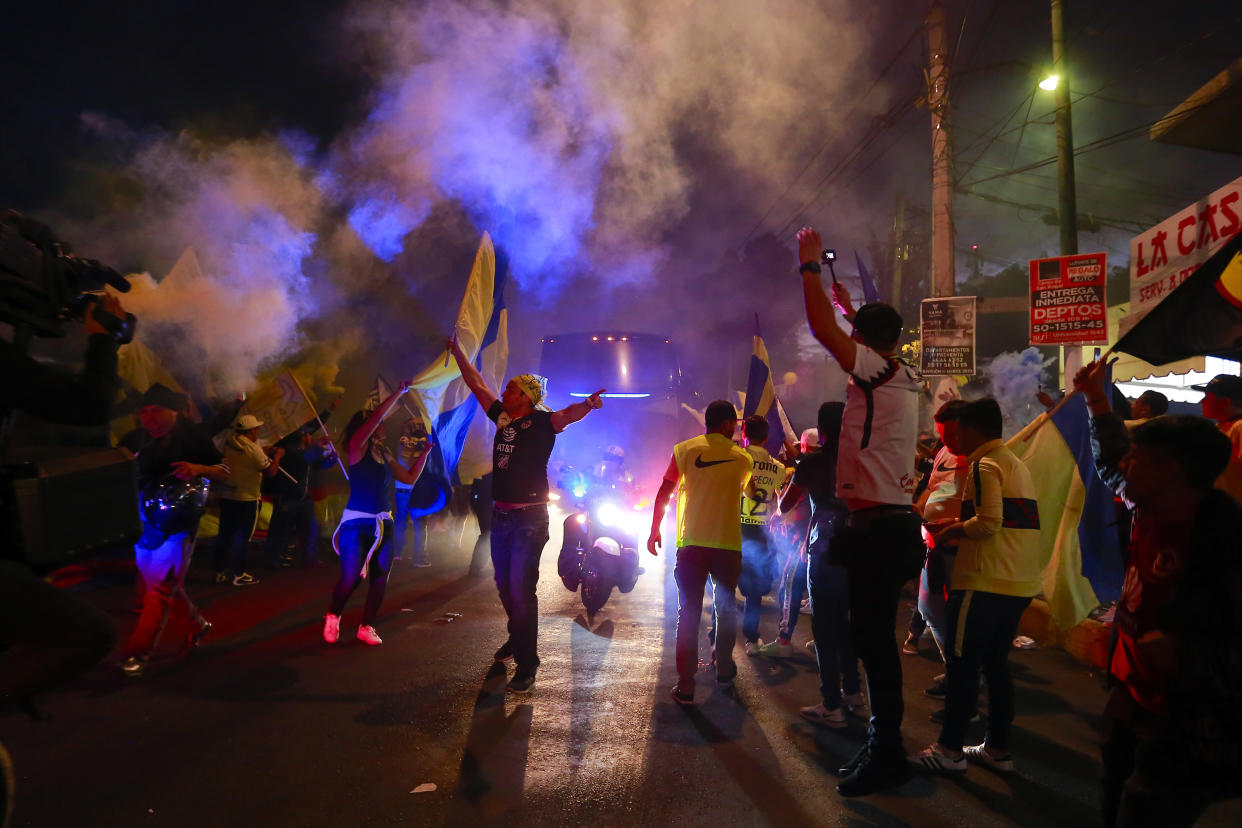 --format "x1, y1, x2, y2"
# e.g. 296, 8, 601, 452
799, 703, 846, 728
910, 743, 967, 773
744, 638, 764, 656
356, 625, 383, 646
964, 743, 1014, 772
323, 614, 340, 644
